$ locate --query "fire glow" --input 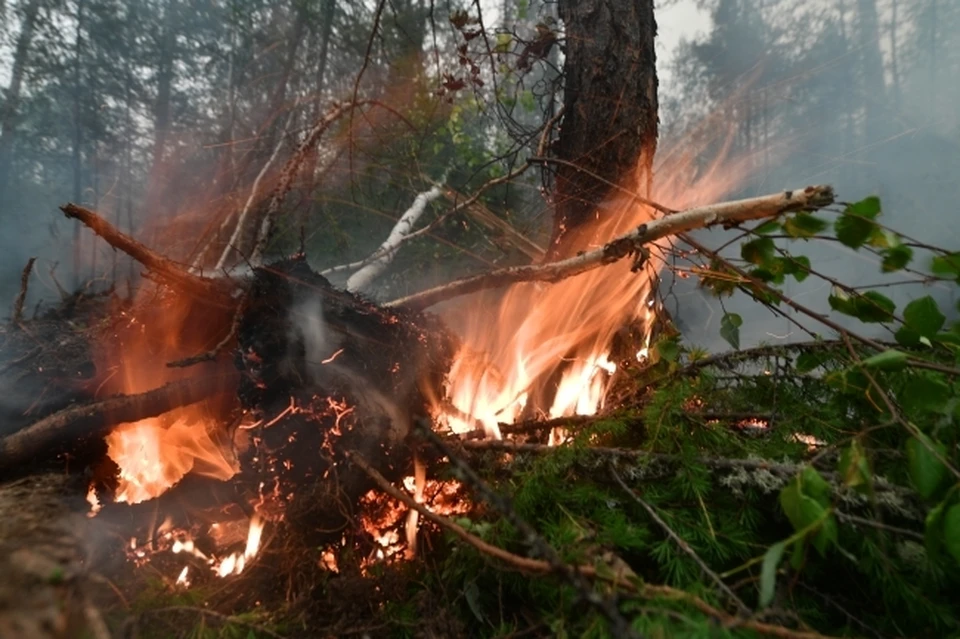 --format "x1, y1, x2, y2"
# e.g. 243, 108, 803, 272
441, 133, 746, 439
